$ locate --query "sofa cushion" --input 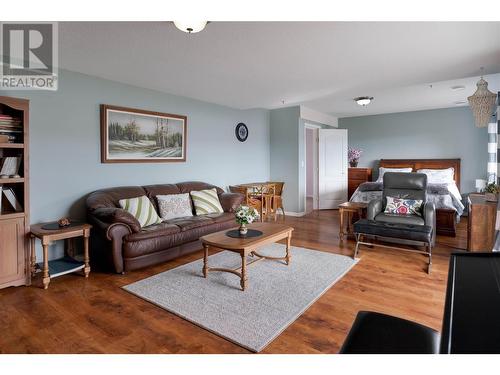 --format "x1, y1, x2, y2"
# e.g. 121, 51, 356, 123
156, 193, 193, 221
87, 186, 147, 210
126, 222, 181, 241
354, 219, 432, 243
204, 212, 235, 224
123, 220, 235, 258
375, 213, 425, 226
119, 195, 162, 228
164, 215, 213, 231
176, 181, 224, 195
190, 188, 224, 215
